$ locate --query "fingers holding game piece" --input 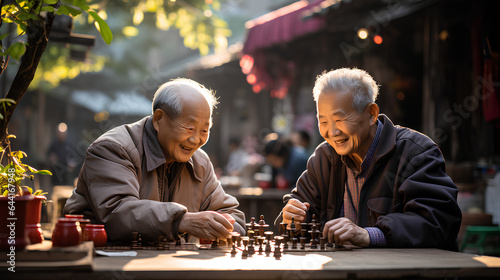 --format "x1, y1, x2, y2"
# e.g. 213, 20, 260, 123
283, 199, 309, 224
179, 211, 234, 240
